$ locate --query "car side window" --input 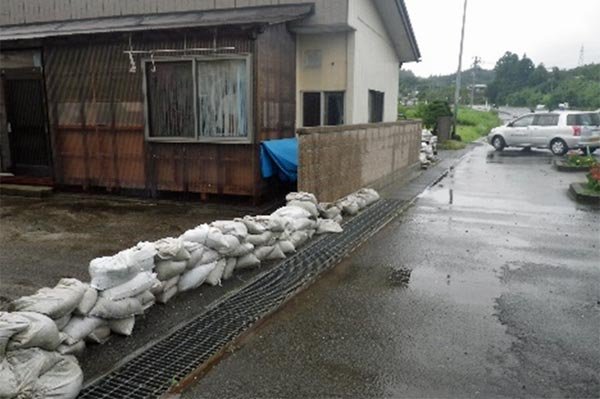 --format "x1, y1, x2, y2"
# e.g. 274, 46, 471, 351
512, 115, 535, 127
533, 114, 559, 126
